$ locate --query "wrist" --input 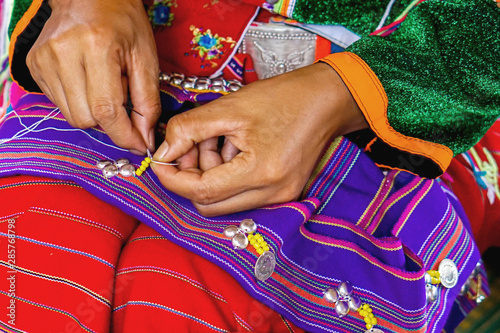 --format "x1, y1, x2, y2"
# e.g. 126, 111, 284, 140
311, 62, 368, 137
